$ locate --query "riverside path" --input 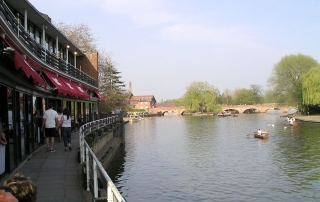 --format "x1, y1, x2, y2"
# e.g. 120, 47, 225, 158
4, 131, 92, 202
